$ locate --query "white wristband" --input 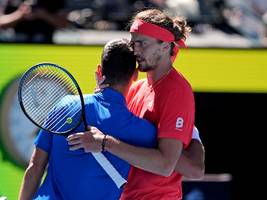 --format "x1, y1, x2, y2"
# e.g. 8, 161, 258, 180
192, 126, 202, 143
